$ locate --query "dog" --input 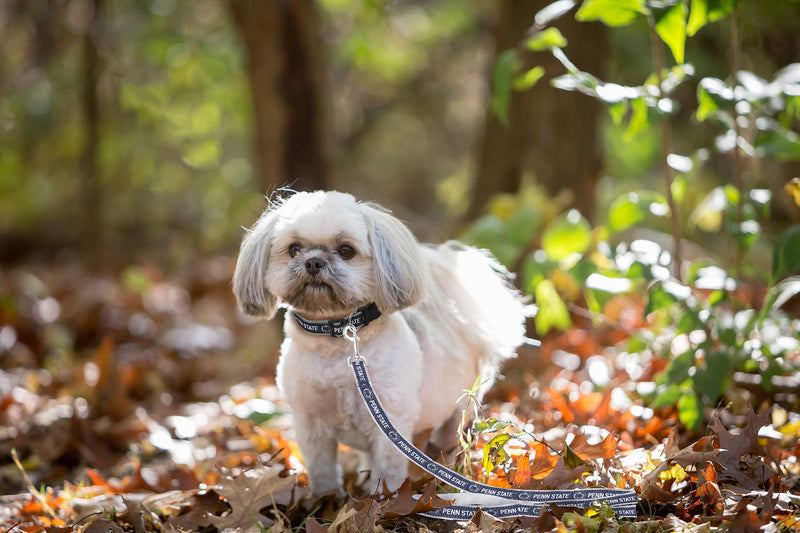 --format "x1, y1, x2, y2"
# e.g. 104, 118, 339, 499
233, 190, 526, 493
